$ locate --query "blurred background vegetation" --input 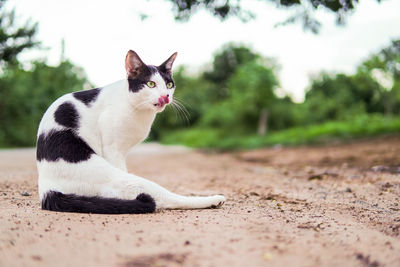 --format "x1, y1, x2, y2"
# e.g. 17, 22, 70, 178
1, 0, 399, 149
153, 39, 400, 149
